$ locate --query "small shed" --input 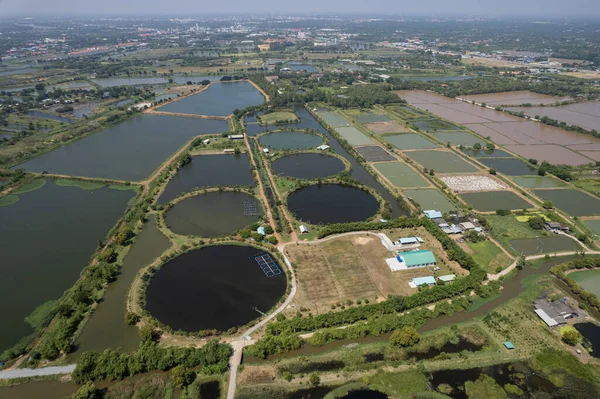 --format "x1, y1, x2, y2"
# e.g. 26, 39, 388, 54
228, 134, 244, 140
257, 226, 266, 236
504, 342, 515, 350
413, 276, 436, 287
263, 148, 270, 154
424, 210, 443, 219
299, 225, 309, 234
317, 145, 330, 151
203, 139, 211, 145
438, 274, 456, 282
399, 237, 418, 245
459, 222, 476, 231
